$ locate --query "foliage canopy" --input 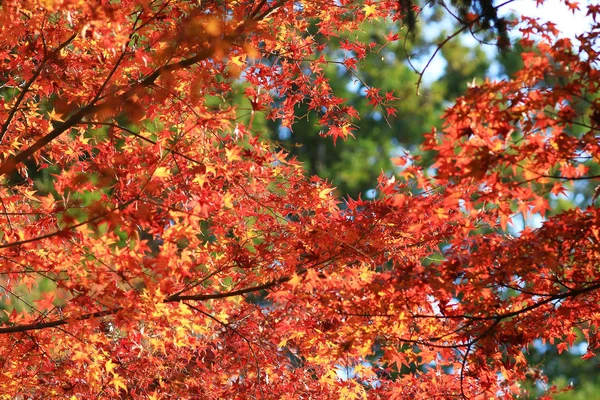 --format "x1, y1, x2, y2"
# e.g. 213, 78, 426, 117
0, 0, 599, 398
